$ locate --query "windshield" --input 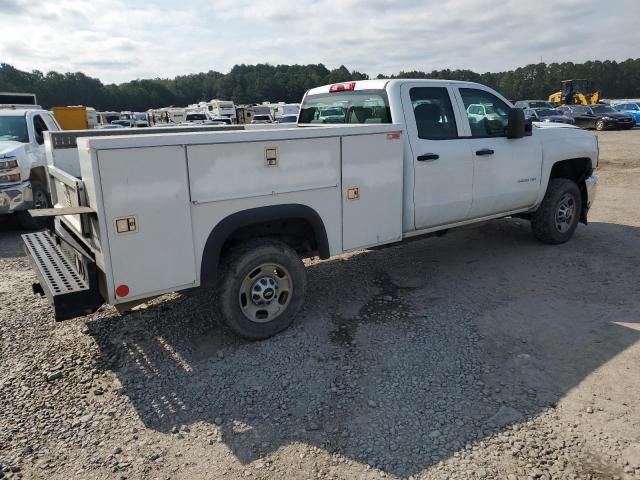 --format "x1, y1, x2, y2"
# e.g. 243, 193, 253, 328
299, 90, 391, 124
186, 113, 207, 121
279, 116, 297, 123
253, 115, 271, 121
591, 105, 616, 114
0, 116, 28, 143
